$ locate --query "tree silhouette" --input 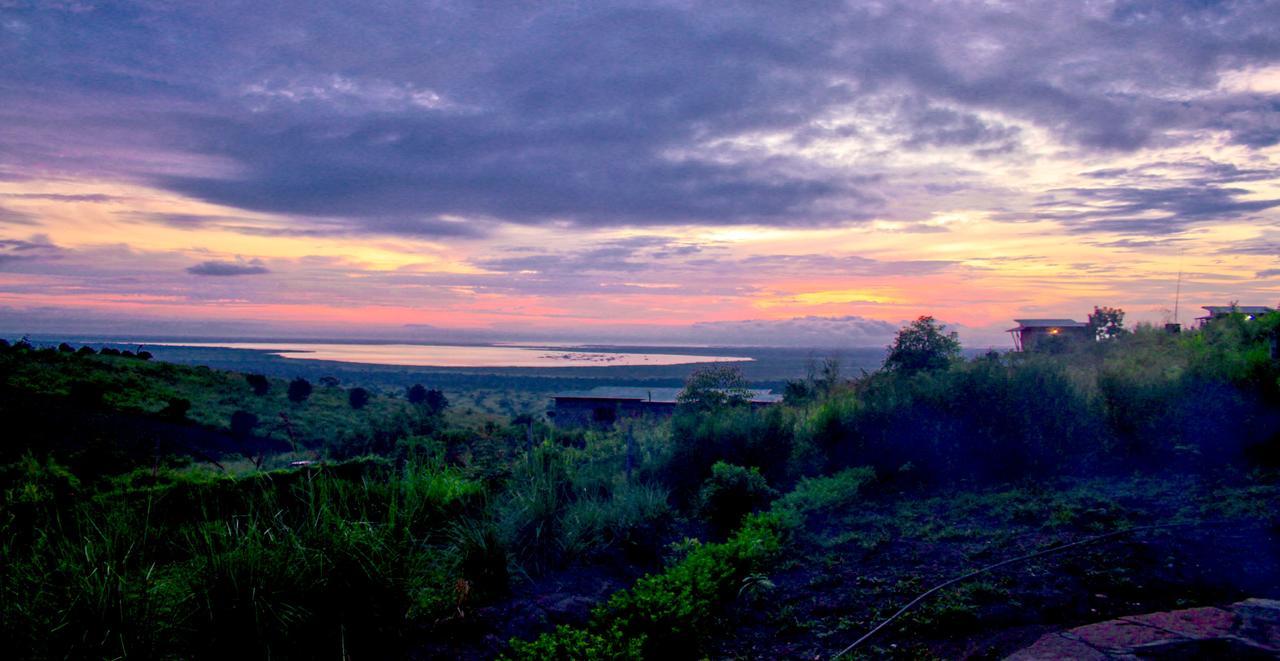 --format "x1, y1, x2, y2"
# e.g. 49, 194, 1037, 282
1088, 306, 1127, 341
677, 364, 752, 411
287, 377, 312, 403
245, 373, 270, 396
230, 410, 258, 436
885, 315, 961, 372
424, 389, 448, 414
348, 387, 370, 410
